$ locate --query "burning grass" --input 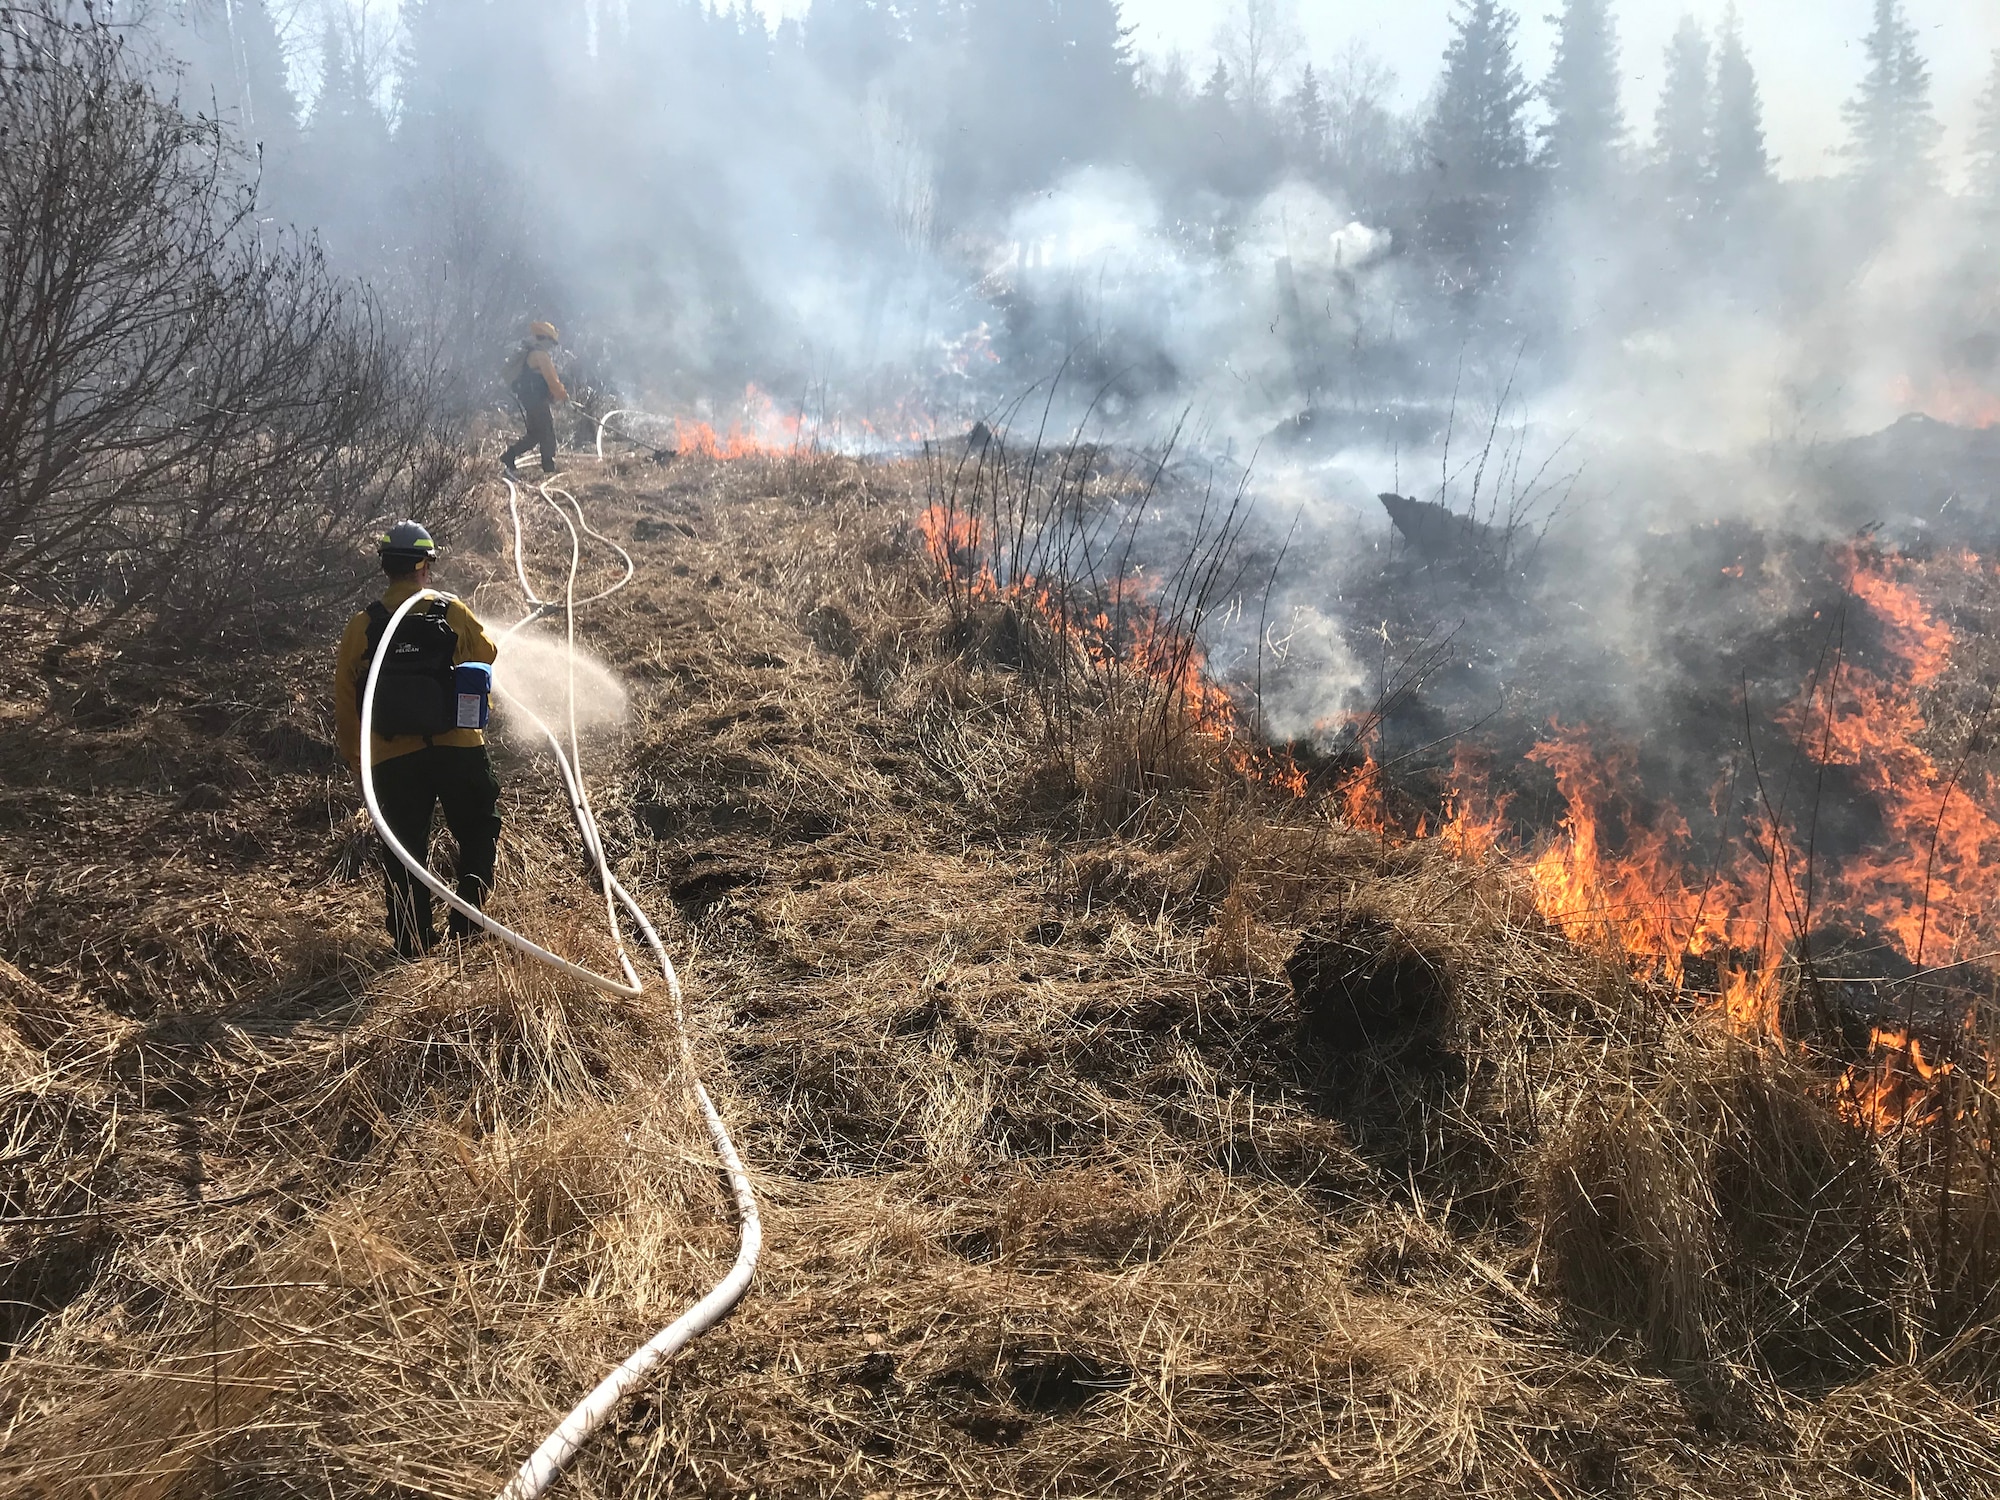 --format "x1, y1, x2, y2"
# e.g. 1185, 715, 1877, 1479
4, 448, 2000, 1497
1333, 537, 2000, 1156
